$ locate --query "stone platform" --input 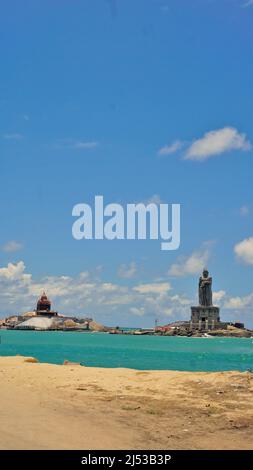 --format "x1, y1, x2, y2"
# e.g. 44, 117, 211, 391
190, 305, 225, 330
